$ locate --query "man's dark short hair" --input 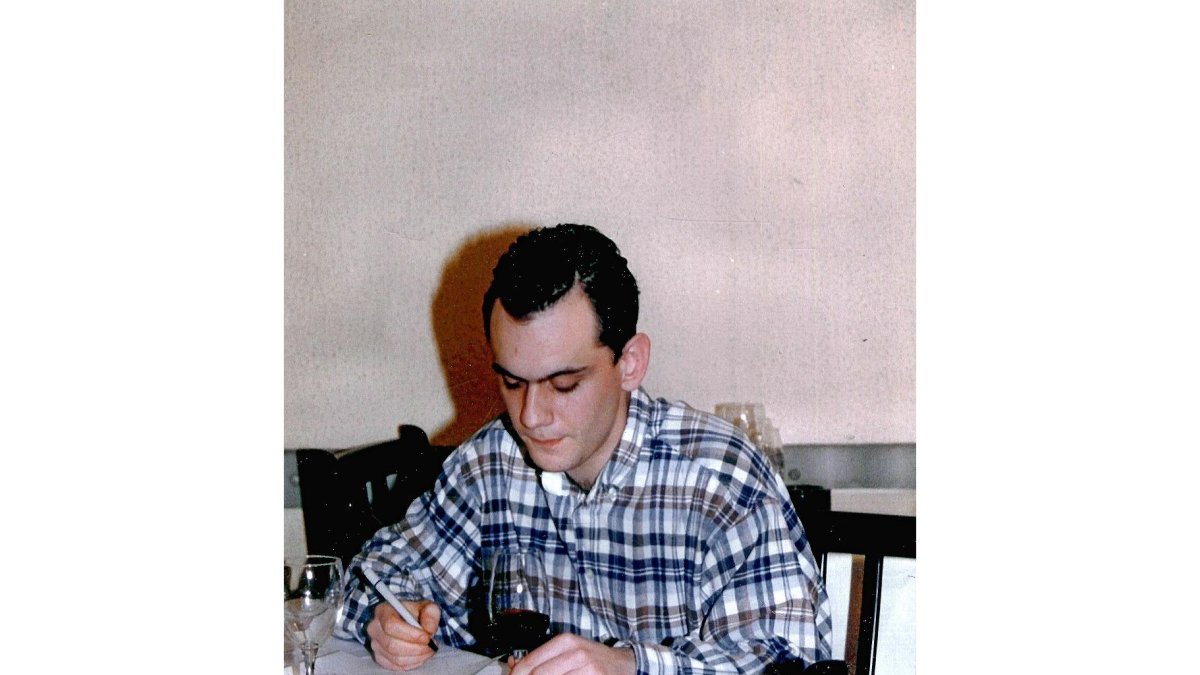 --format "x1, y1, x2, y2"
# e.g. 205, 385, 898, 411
483, 224, 639, 362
